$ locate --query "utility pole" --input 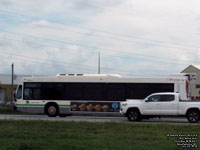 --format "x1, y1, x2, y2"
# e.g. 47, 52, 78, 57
98, 52, 100, 74
11, 63, 14, 107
